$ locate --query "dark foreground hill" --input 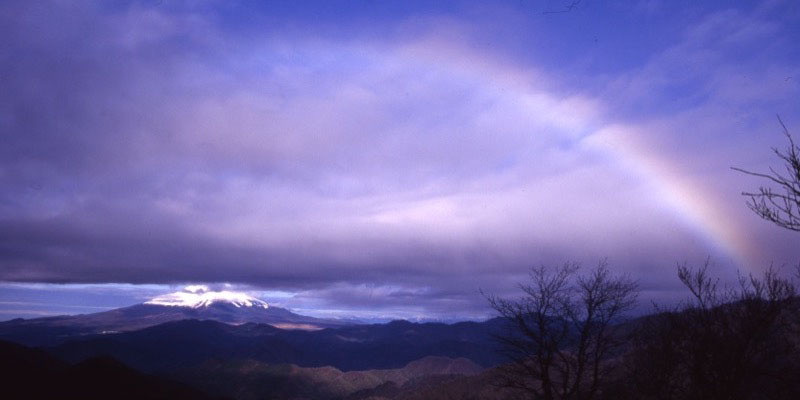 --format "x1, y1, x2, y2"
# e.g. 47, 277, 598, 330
0, 339, 224, 400
1, 336, 508, 400
174, 356, 488, 400
49, 318, 506, 372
